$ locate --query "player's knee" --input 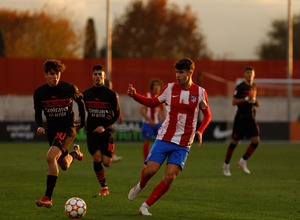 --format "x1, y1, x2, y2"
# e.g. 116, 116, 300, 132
46, 155, 56, 164
61, 165, 69, 171
164, 174, 176, 185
